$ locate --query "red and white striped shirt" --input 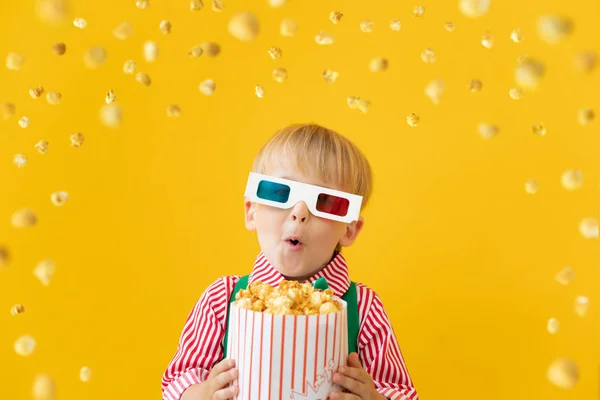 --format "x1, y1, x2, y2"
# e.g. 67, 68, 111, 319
162, 252, 418, 400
